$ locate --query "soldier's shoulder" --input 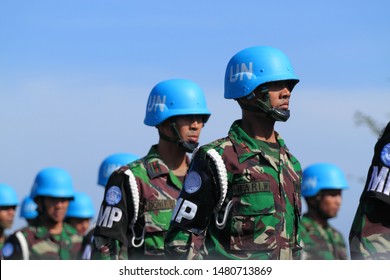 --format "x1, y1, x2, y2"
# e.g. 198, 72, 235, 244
200, 136, 231, 151
301, 216, 316, 232
111, 160, 144, 177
